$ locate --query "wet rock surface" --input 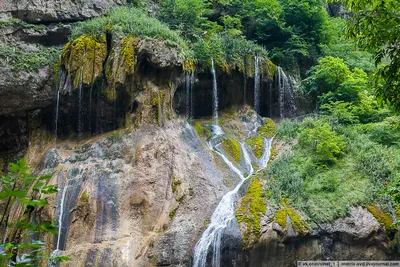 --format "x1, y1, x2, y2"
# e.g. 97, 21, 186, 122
219, 206, 399, 267
0, 0, 125, 22
37, 121, 230, 267
0, 65, 53, 116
